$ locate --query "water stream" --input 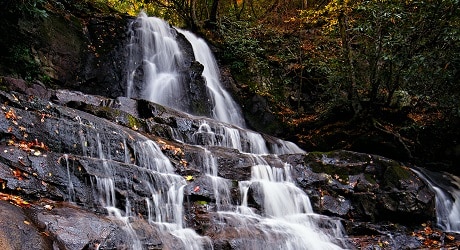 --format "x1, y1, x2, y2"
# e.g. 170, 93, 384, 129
114, 12, 351, 249
413, 168, 460, 233
126, 12, 187, 111
178, 29, 246, 127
